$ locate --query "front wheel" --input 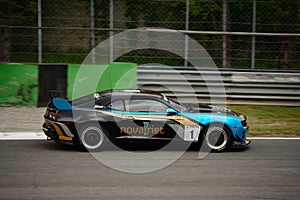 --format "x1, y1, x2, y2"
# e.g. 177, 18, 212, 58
76, 125, 107, 151
200, 124, 231, 152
